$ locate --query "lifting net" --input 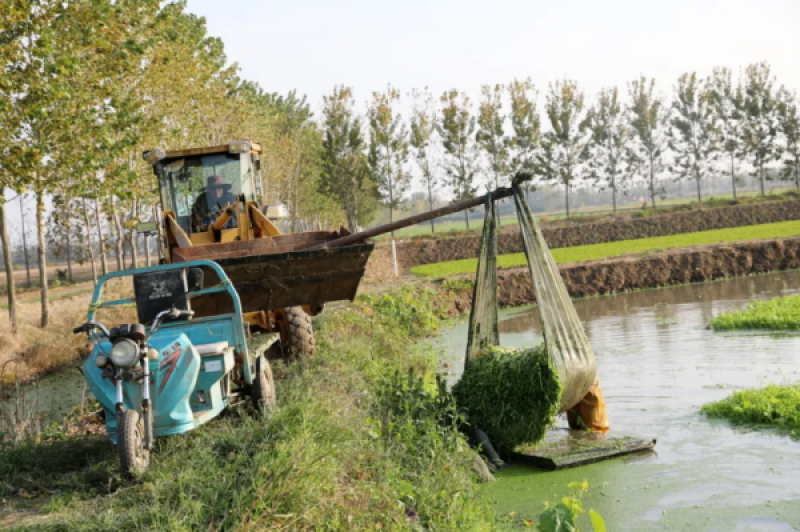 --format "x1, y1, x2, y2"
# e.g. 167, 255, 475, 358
464, 185, 596, 414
